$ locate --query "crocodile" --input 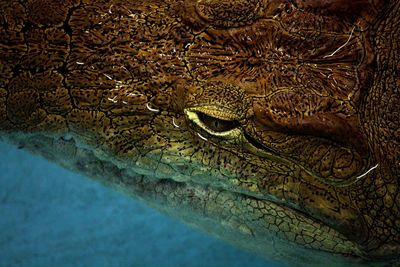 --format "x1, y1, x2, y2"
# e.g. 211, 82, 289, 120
0, 0, 399, 266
